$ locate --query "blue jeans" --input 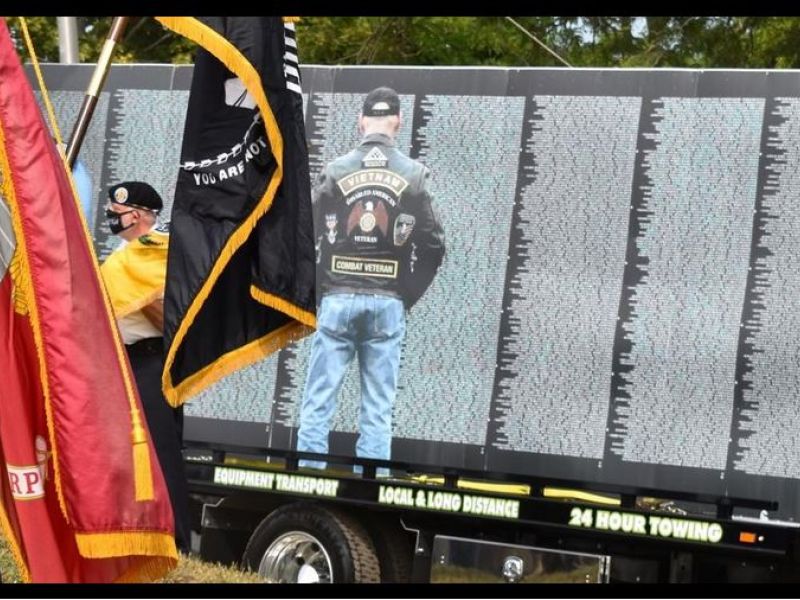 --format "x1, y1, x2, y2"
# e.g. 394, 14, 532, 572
297, 293, 405, 475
